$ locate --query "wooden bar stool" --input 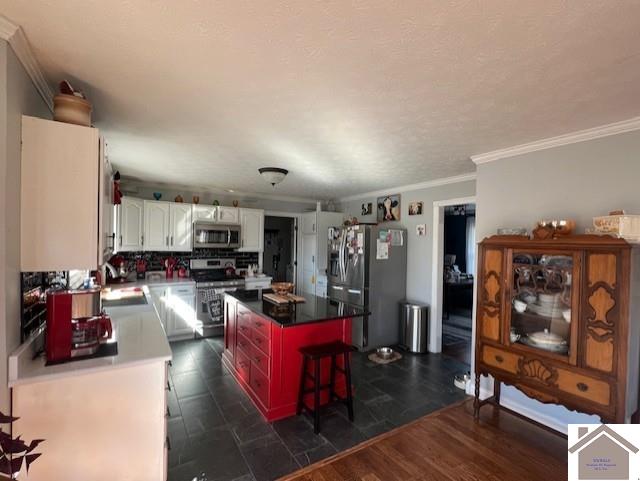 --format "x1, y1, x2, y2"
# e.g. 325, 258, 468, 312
296, 341, 356, 434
